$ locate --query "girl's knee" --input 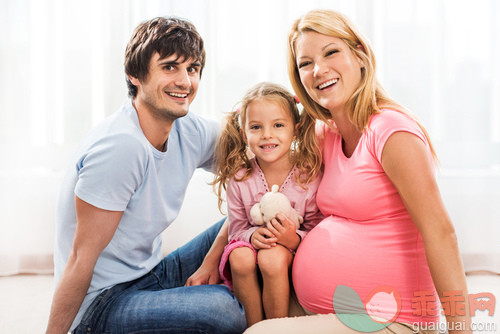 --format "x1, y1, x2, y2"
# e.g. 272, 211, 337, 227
229, 247, 257, 274
258, 246, 291, 275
